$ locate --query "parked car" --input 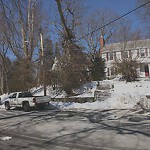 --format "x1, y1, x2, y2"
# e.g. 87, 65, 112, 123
4, 91, 51, 111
